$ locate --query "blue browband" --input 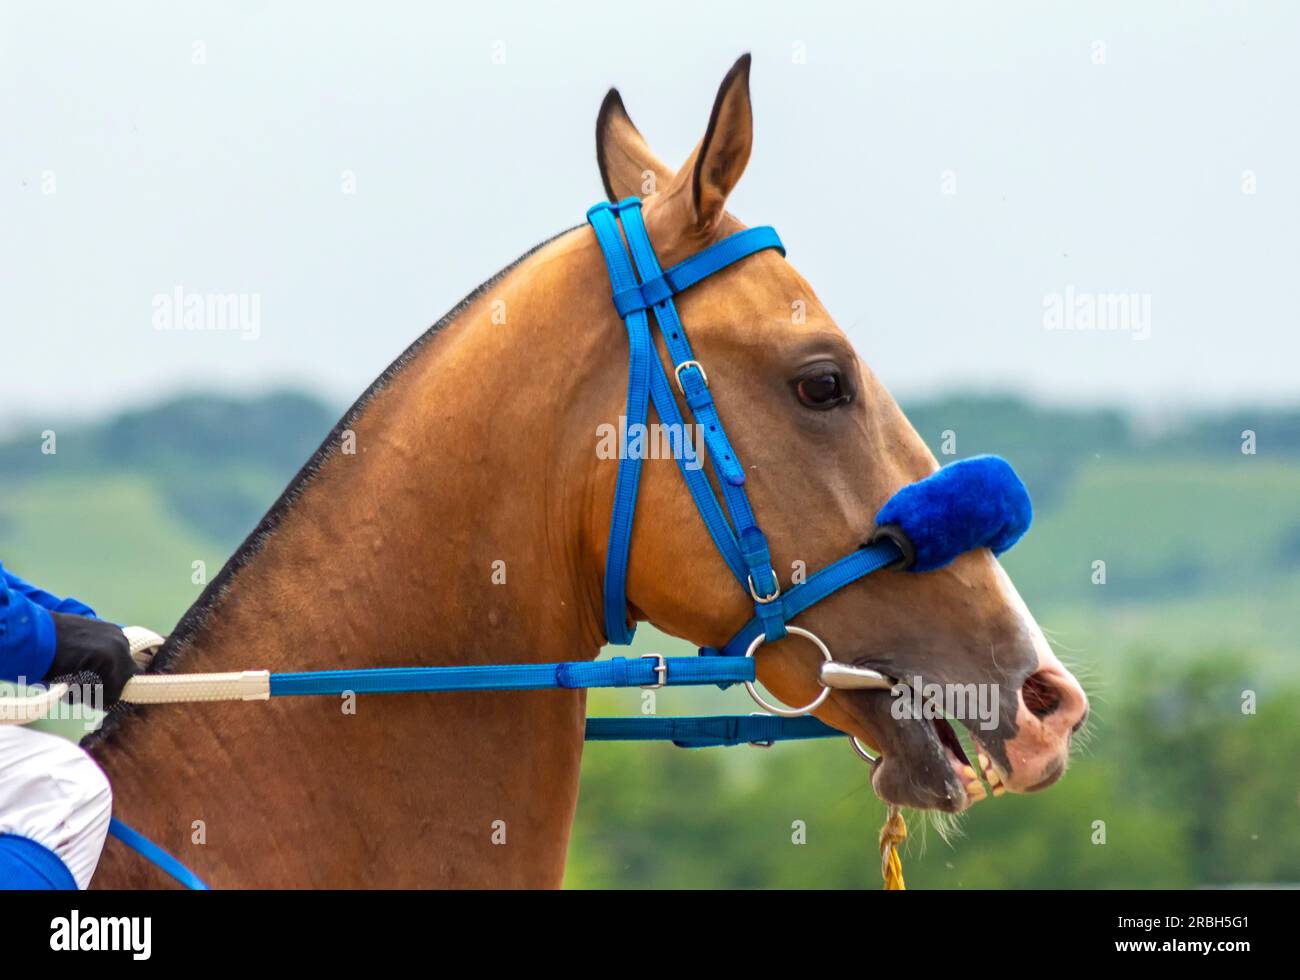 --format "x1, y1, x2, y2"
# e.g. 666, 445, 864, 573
587, 198, 1032, 659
